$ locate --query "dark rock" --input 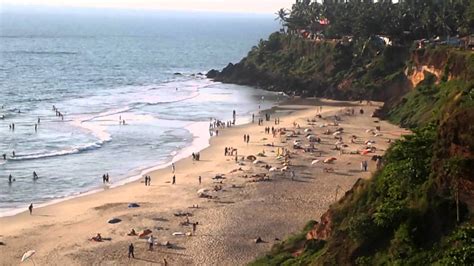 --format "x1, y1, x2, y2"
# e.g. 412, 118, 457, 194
206, 69, 220, 78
